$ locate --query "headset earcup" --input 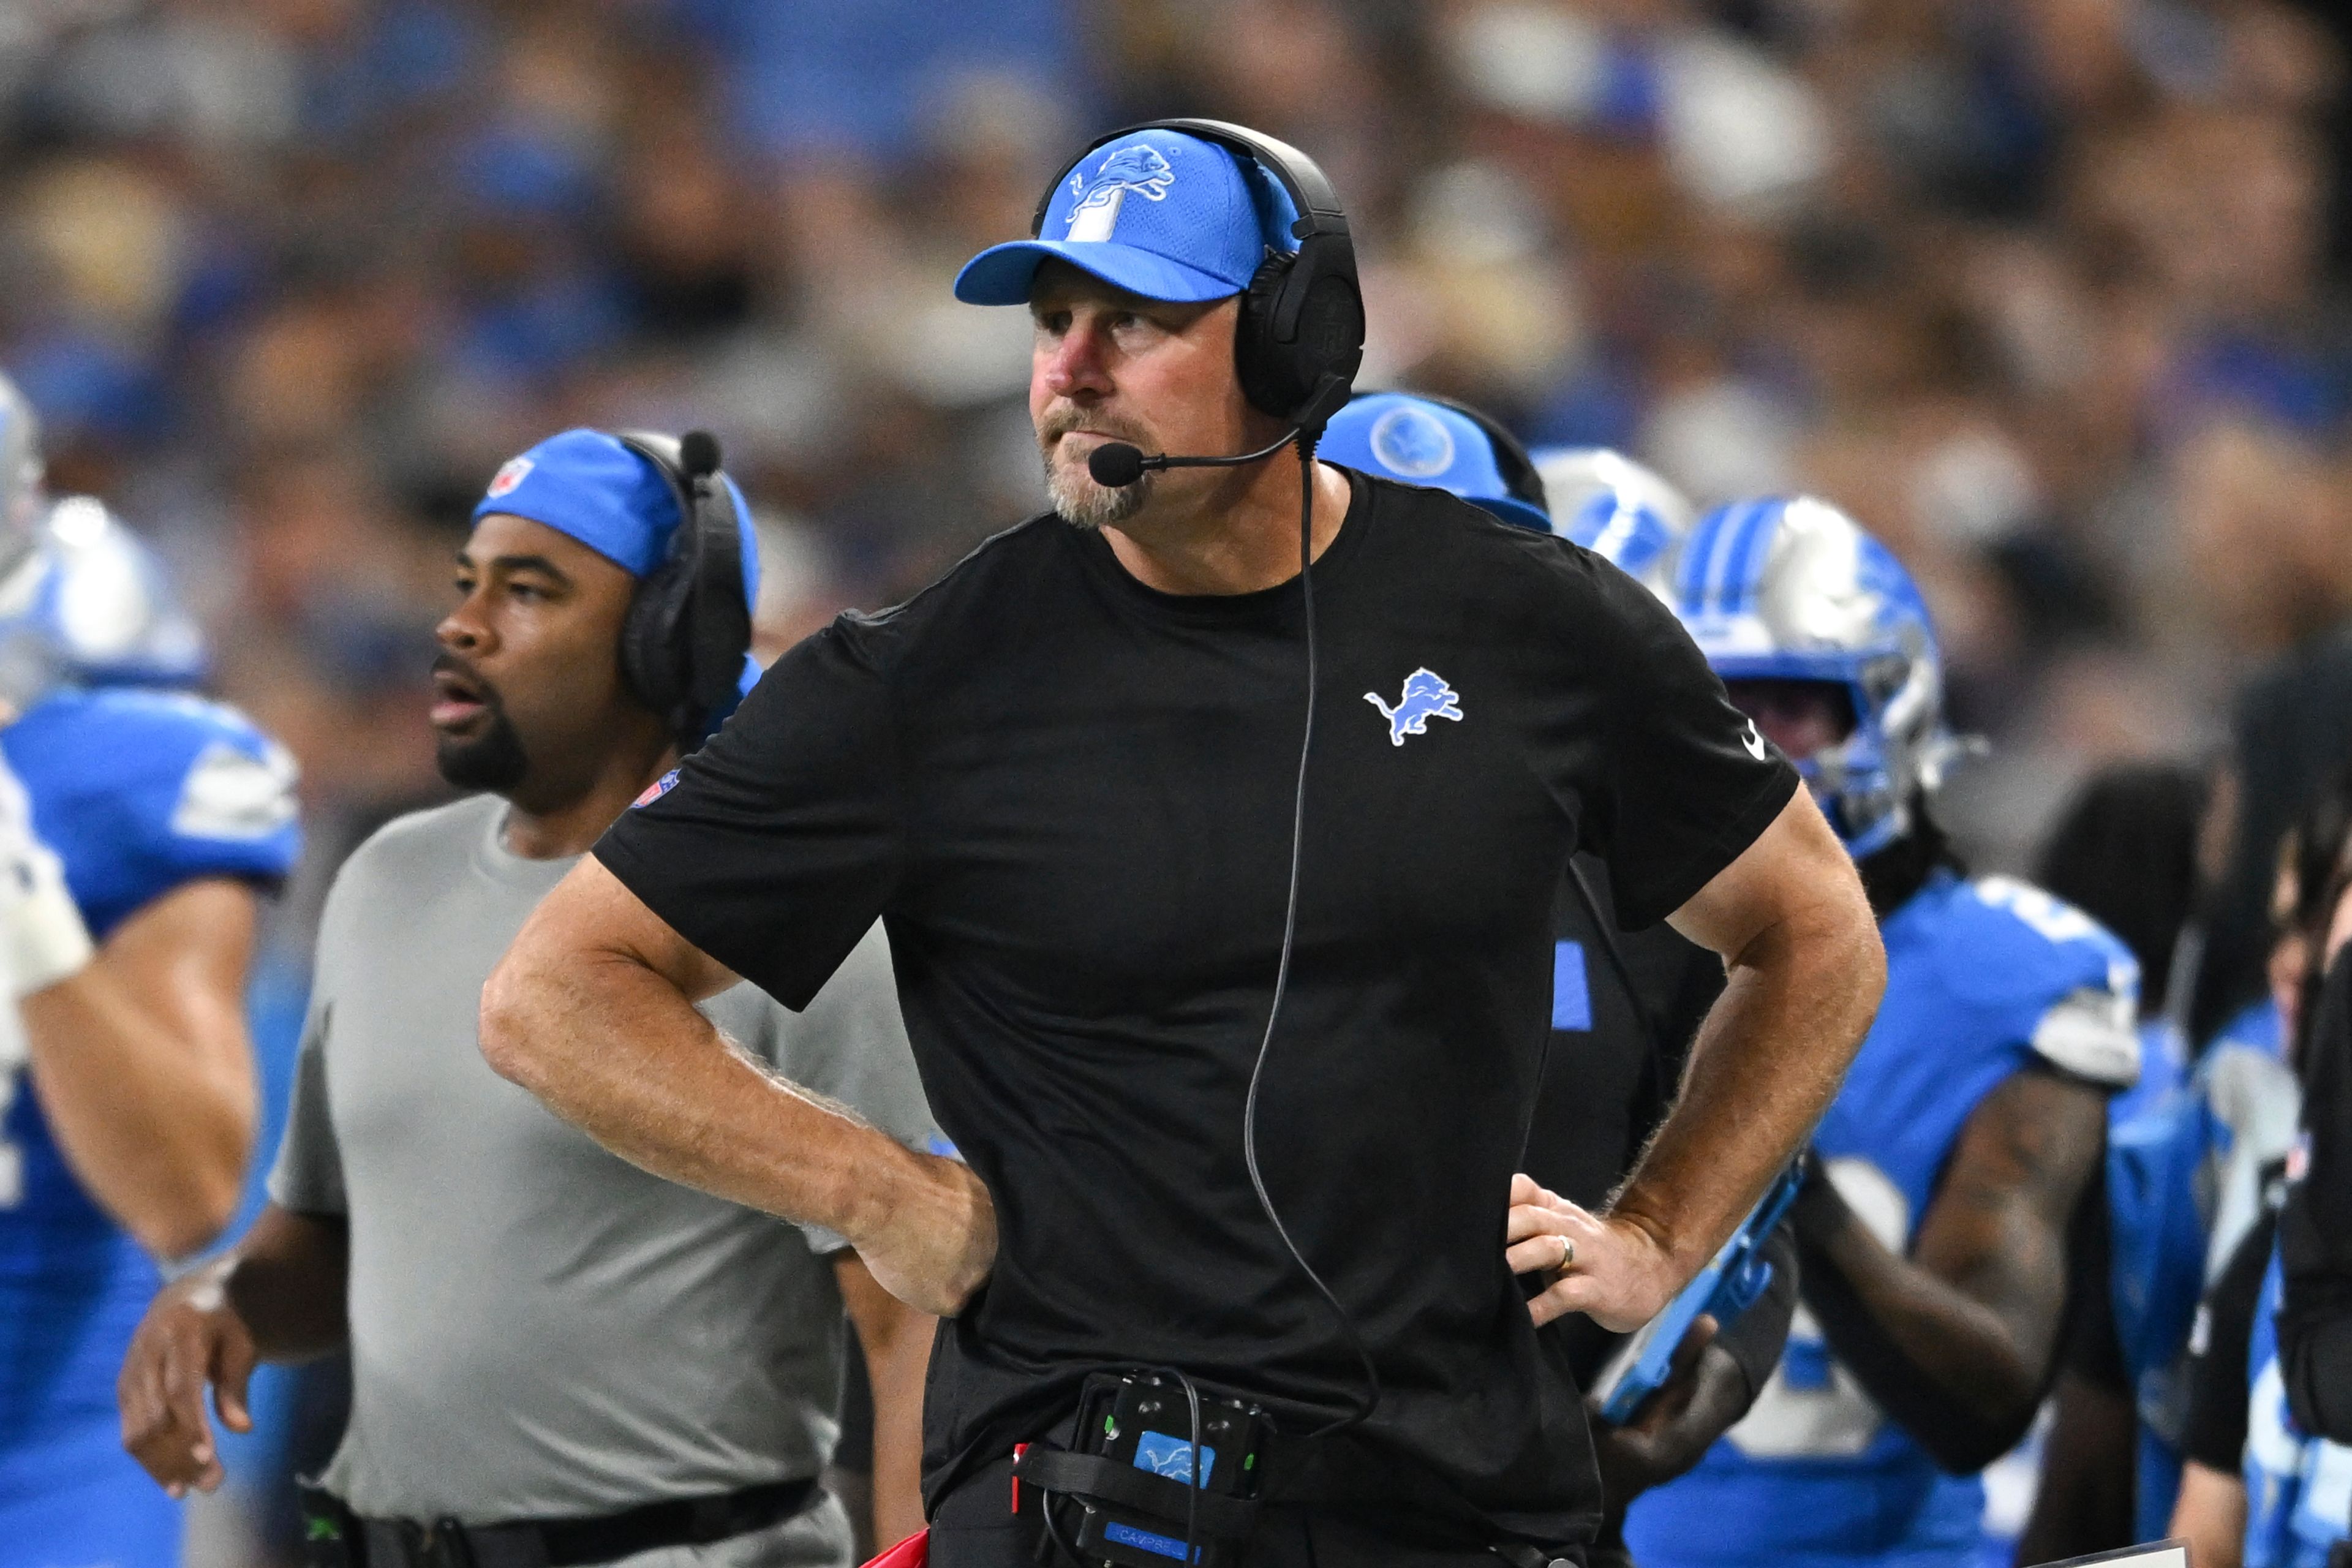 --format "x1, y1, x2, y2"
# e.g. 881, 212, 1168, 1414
1235, 246, 1366, 423
620, 560, 691, 722
1235, 254, 1303, 420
